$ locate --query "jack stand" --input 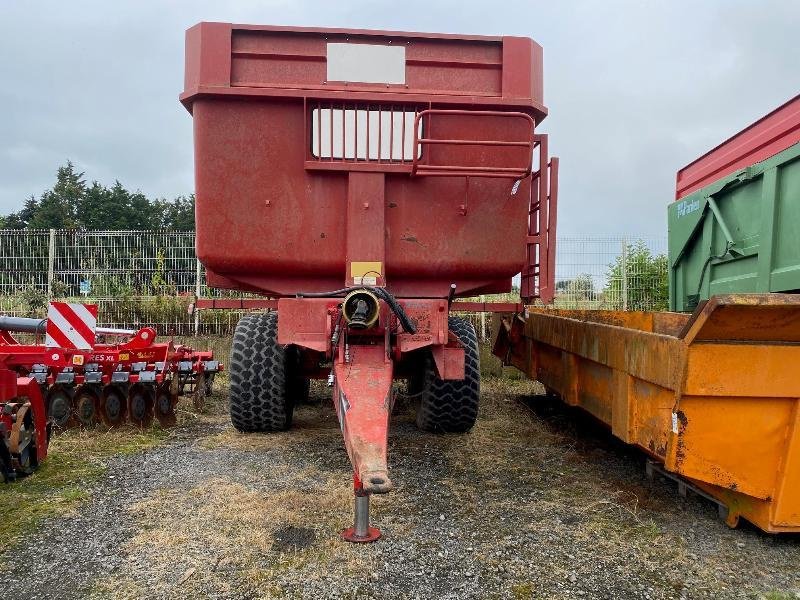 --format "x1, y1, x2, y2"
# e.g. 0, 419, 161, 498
341, 489, 381, 543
